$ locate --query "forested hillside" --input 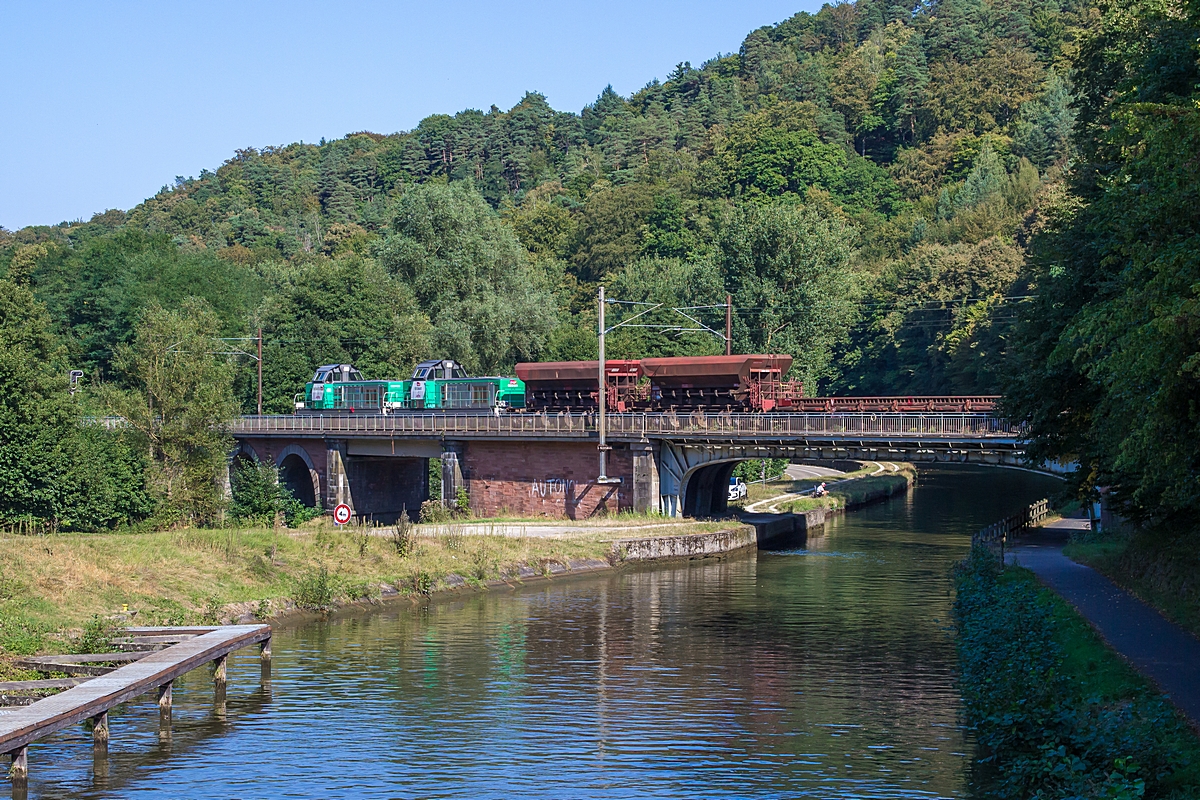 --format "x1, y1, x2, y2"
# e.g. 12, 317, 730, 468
2, 0, 1196, 529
